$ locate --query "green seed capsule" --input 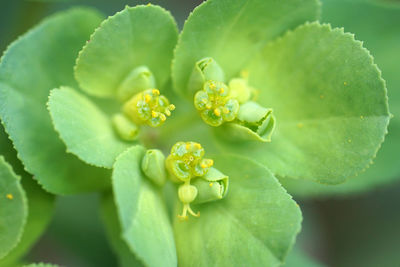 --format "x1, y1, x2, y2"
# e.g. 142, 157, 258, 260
141, 149, 166, 186
192, 167, 229, 204
187, 57, 225, 96
165, 141, 213, 182
111, 113, 139, 141
178, 183, 200, 220
117, 65, 156, 102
